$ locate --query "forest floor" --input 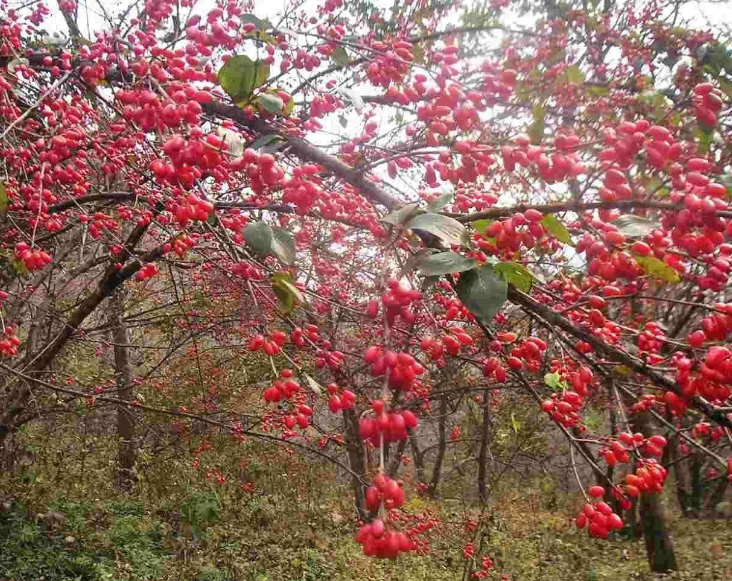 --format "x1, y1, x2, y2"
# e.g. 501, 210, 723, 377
1, 484, 730, 581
